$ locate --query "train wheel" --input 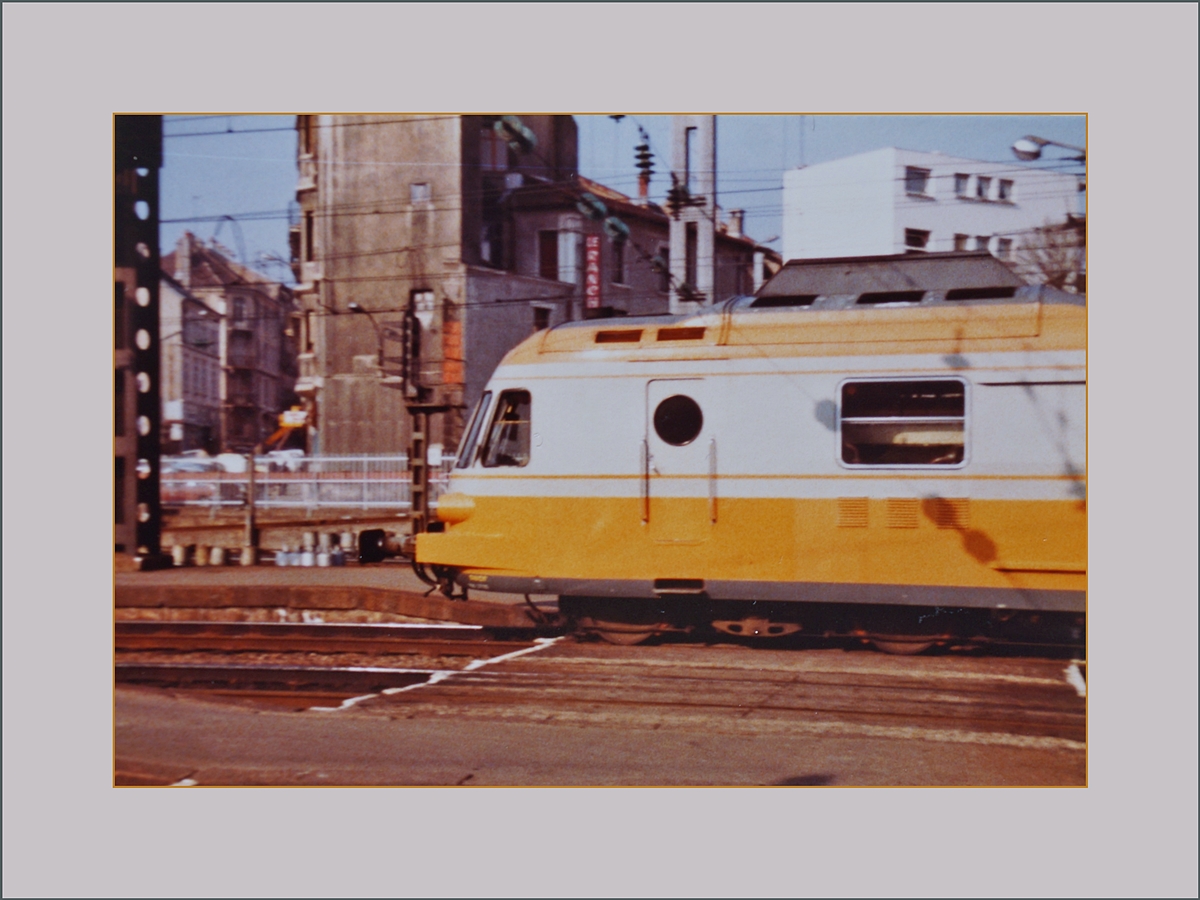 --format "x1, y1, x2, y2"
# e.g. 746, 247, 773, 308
577, 617, 660, 645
